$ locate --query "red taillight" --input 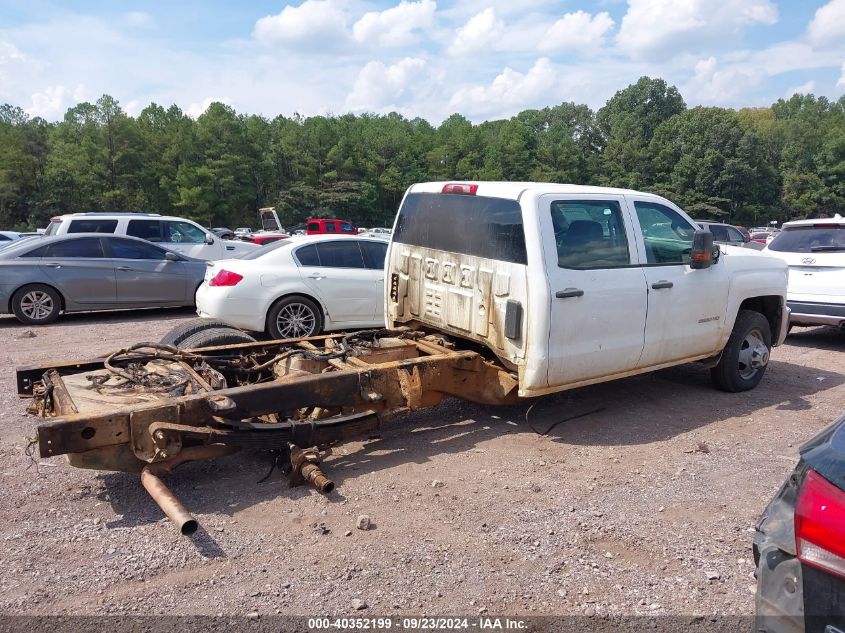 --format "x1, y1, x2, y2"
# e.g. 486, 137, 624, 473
813, 224, 841, 229
795, 469, 845, 579
209, 270, 243, 287
442, 183, 478, 195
